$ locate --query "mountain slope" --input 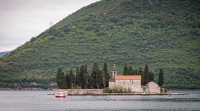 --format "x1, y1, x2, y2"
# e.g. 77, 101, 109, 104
0, 0, 200, 89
